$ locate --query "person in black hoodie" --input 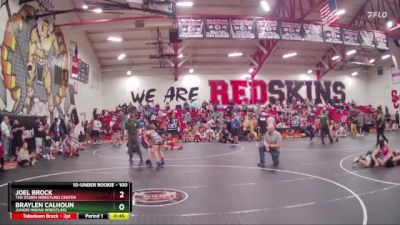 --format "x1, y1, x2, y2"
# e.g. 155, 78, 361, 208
376, 114, 389, 146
